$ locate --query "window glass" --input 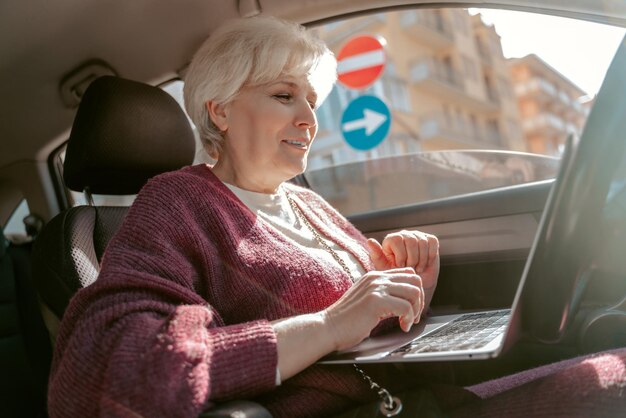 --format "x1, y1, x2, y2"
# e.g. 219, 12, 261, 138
307, 8, 625, 215
161, 80, 213, 165
4, 199, 29, 238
